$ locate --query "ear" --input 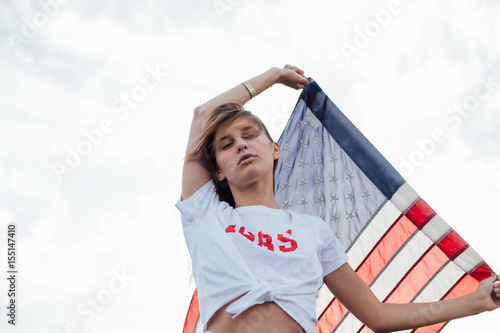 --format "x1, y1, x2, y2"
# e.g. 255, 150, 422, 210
216, 170, 226, 181
272, 142, 281, 160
